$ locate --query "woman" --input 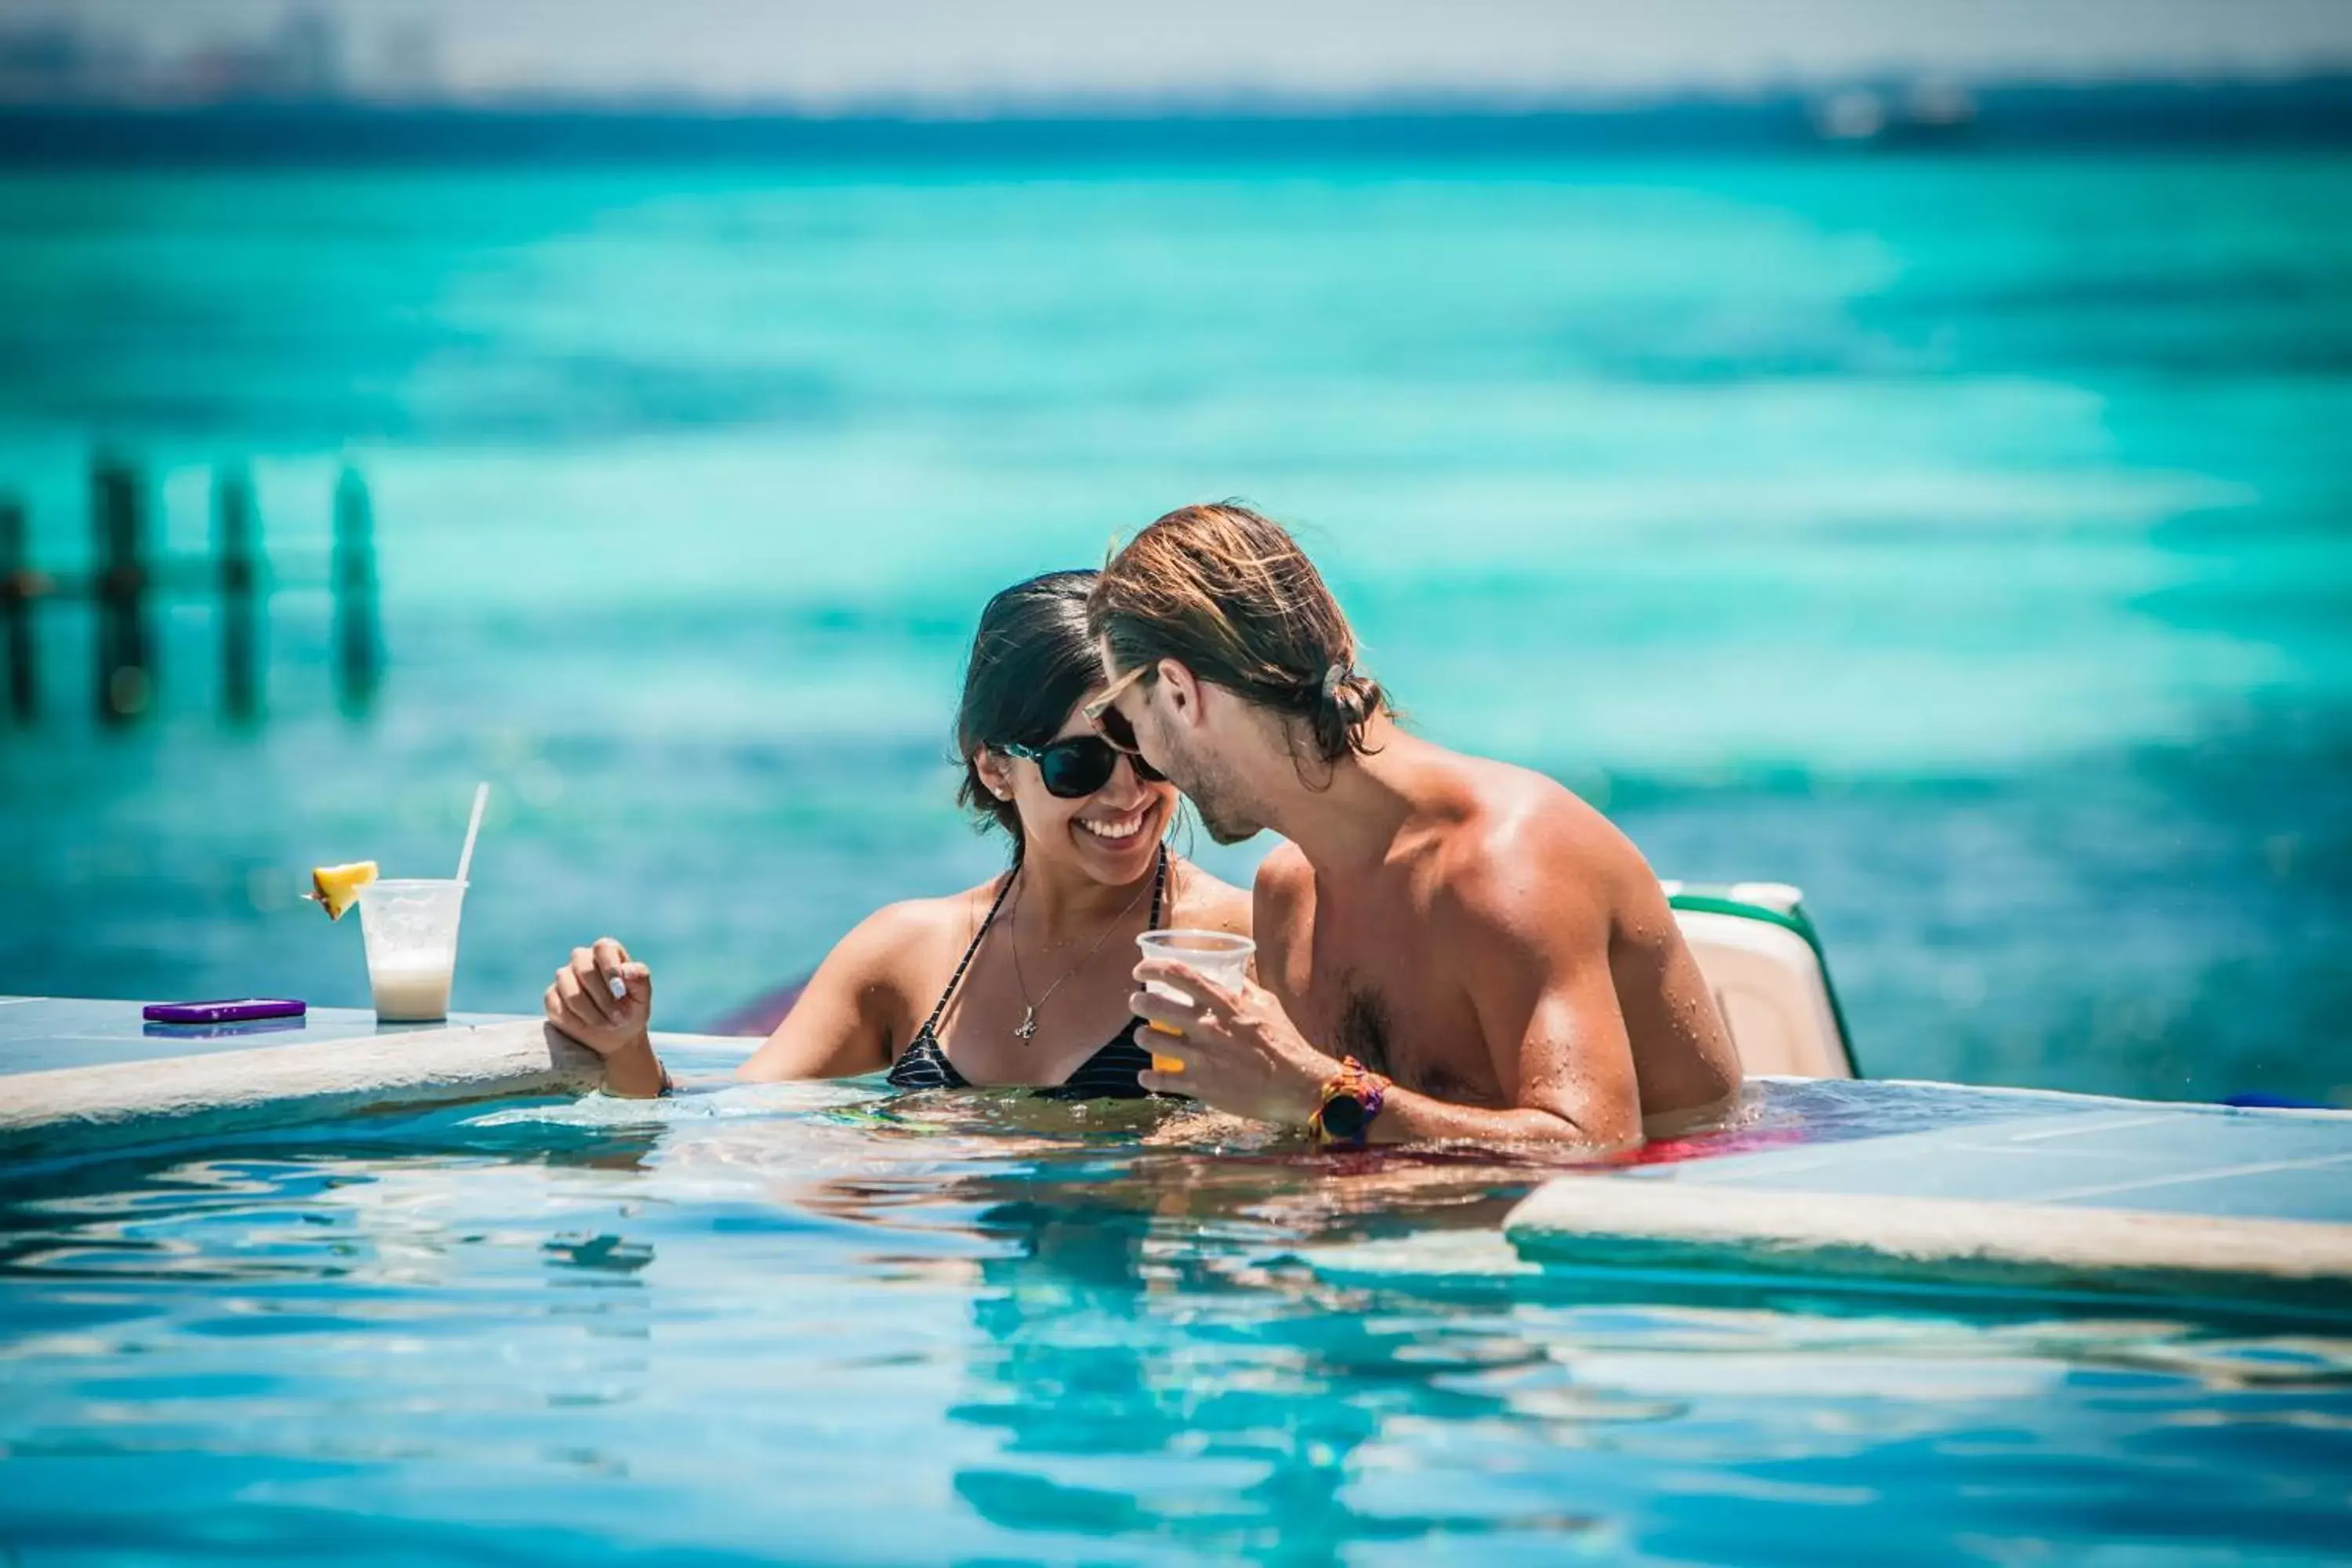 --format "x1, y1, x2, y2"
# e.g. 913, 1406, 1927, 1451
544, 570, 1252, 1098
